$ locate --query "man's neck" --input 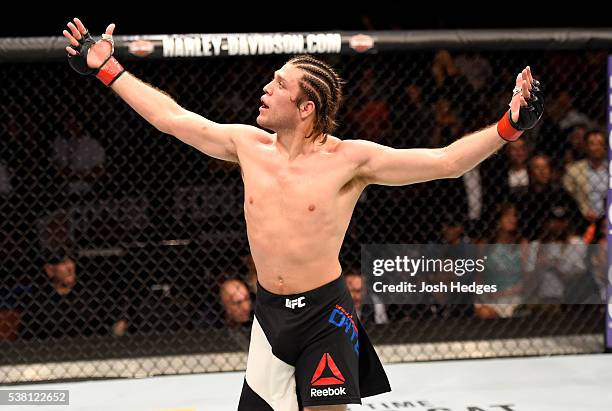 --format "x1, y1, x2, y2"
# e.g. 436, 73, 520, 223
497, 231, 515, 243
54, 285, 73, 296
532, 182, 549, 193
276, 129, 321, 160
588, 158, 604, 170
